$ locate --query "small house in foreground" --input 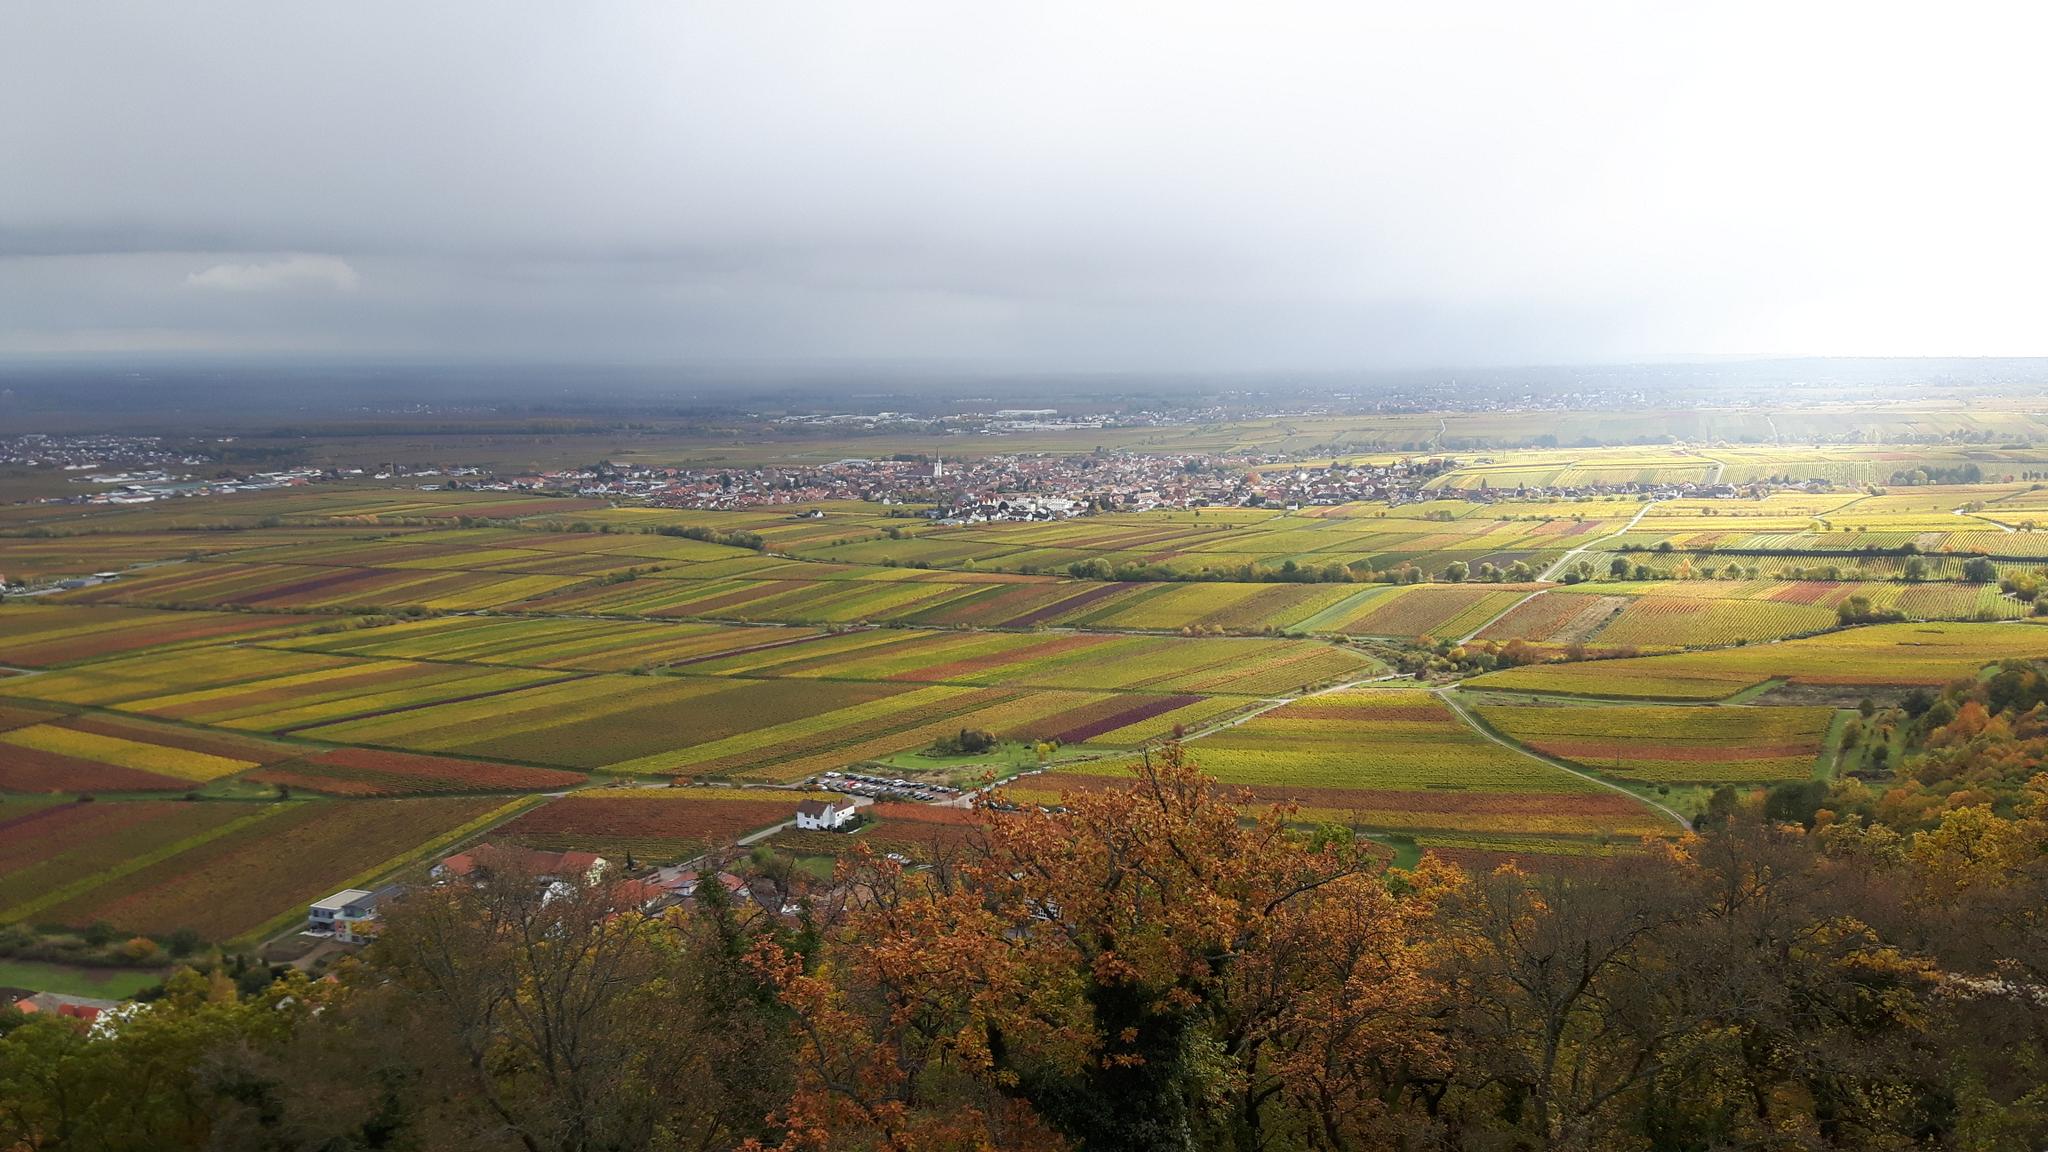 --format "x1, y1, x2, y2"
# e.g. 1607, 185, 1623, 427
308, 885, 402, 942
